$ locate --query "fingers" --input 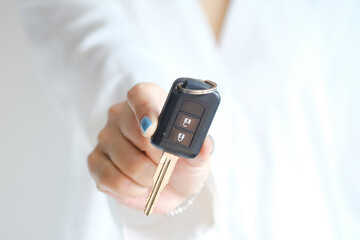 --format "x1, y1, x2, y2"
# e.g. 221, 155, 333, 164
115, 102, 162, 163
98, 123, 157, 187
127, 83, 167, 137
87, 149, 148, 198
88, 83, 168, 205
